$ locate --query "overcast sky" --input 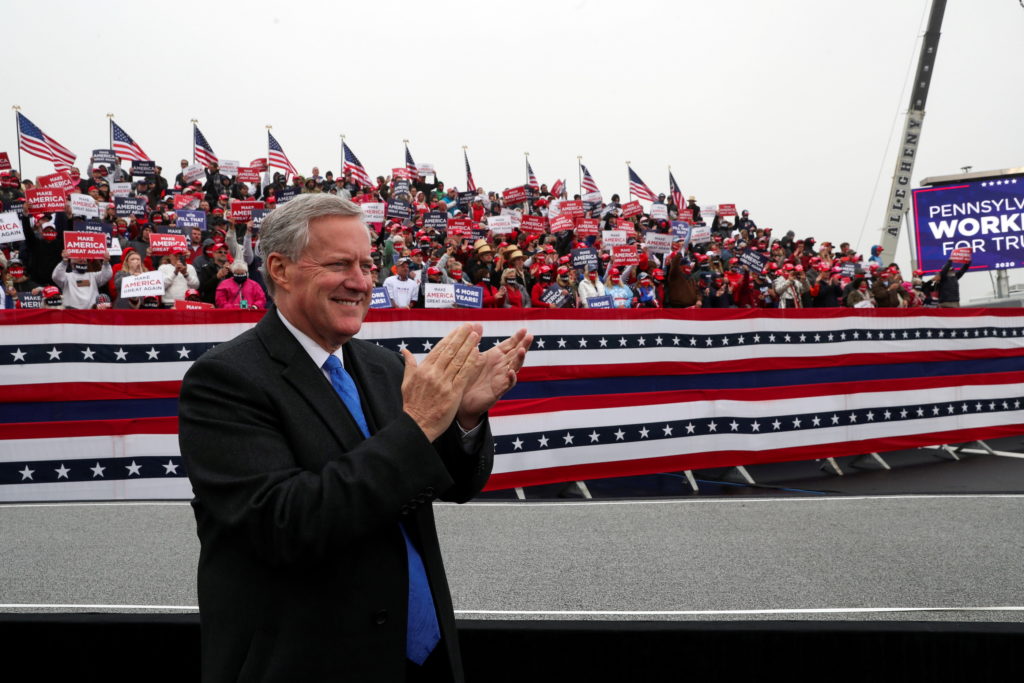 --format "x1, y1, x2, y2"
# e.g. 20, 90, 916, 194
7, 0, 1024, 300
